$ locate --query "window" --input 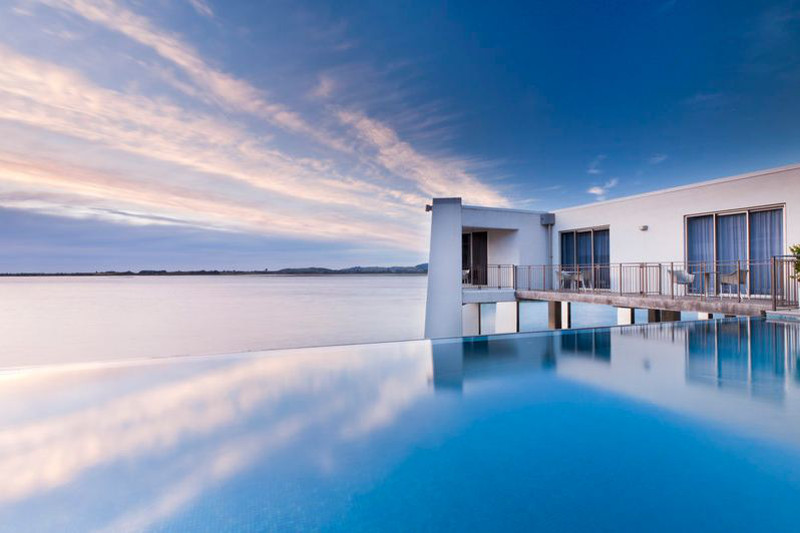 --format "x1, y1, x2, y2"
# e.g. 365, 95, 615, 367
685, 207, 783, 295
560, 227, 610, 289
